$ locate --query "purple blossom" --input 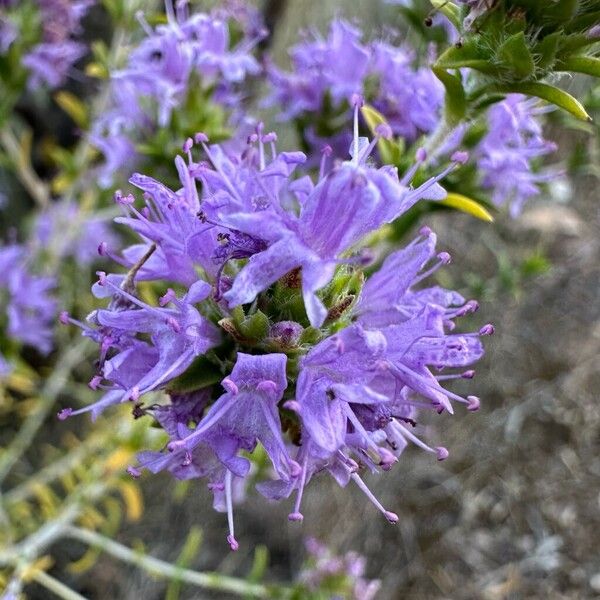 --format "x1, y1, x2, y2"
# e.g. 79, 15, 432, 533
23, 41, 86, 89
63, 118, 488, 548
21, 0, 93, 89
477, 95, 558, 216
265, 19, 443, 150
298, 537, 381, 599
0, 243, 56, 355
91, 3, 264, 186
34, 200, 119, 265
